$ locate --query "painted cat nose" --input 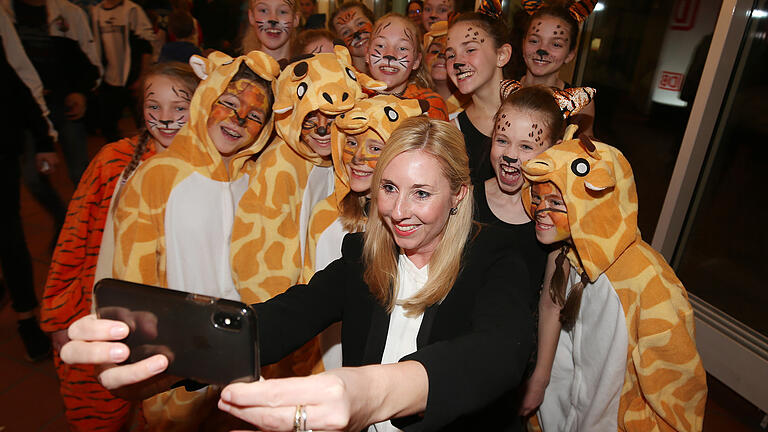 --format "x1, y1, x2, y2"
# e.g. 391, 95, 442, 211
453, 62, 465, 70
536, 49, 548, 57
